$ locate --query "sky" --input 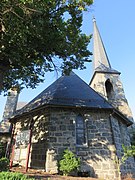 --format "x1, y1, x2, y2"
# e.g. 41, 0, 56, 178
0, 0, 135, 120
